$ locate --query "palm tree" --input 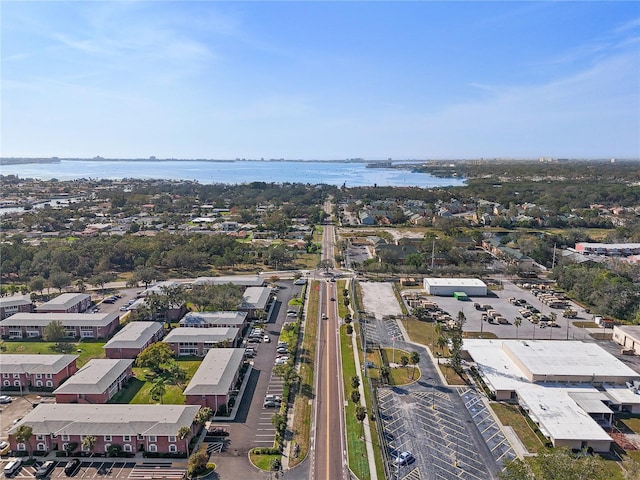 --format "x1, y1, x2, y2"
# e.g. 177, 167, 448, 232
177, 426, 191, 457
355, 405, 367, 438
410, 351, 420, 379
150, 377, 168, 404
15, 424, 33, 459
514, 317, 522, 339
436, 335, 448, 363
81, 435, 97, 457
